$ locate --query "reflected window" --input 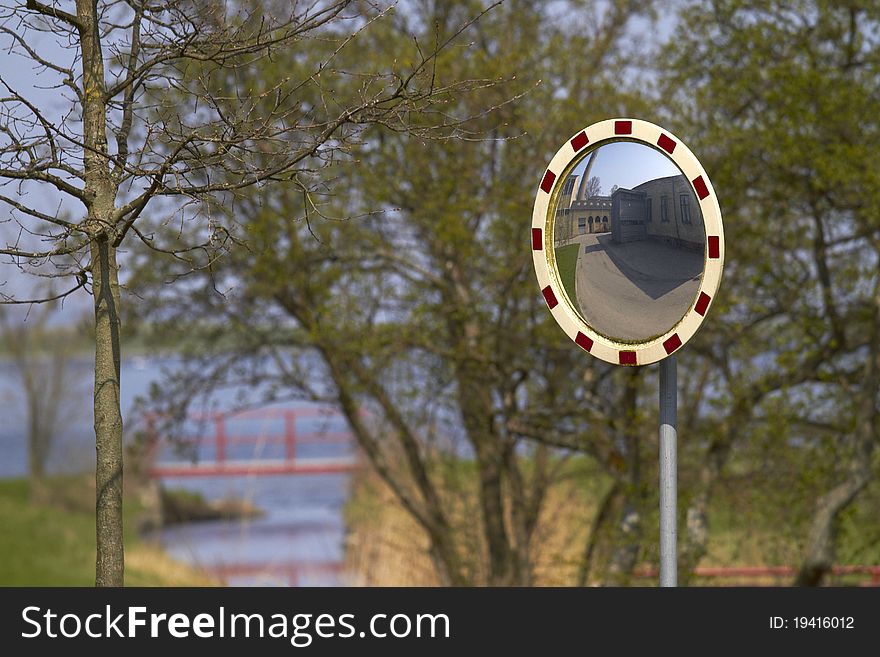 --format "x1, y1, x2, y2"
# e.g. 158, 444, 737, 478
680, 194, 691, 225
646, 197, 653, 223
660, 196, 669, 223
562, 176, 576, 195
